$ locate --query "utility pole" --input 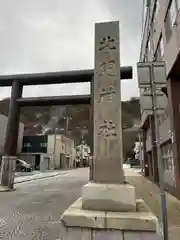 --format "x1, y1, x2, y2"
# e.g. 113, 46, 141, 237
80, 132, 84, 167
137, 61, 169, 240
150, 65, 169, 240
64, 116, 72, 134
53, 128, 58, 170
64, 116, 72, 168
